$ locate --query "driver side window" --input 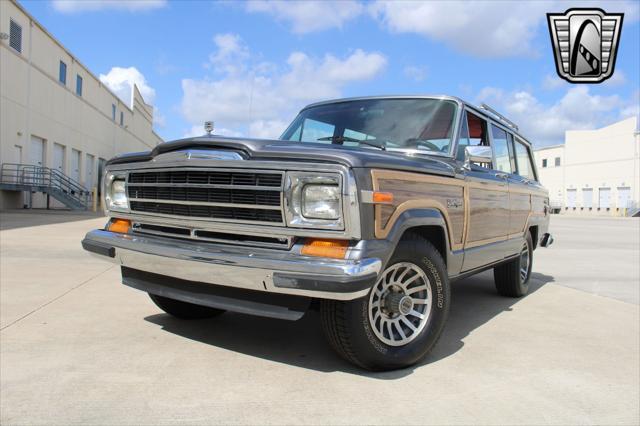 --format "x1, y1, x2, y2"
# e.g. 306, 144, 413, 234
457, 111, 490, 167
